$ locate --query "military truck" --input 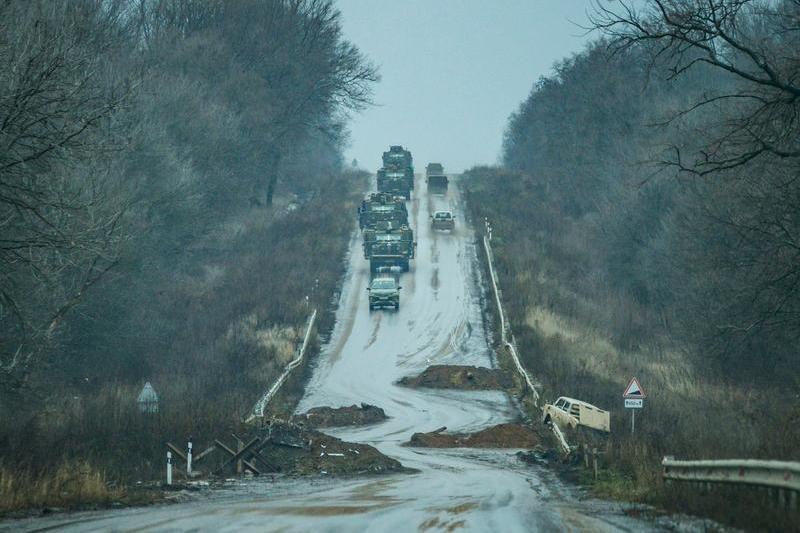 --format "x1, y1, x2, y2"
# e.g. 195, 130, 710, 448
426, 163, 448, 191
383, 145, 413, 171
367, 276, 402, 311
382, 145, 414, 189
358, 192, 408, 229
362, 225, 415, 272
377, 167, 413, 199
